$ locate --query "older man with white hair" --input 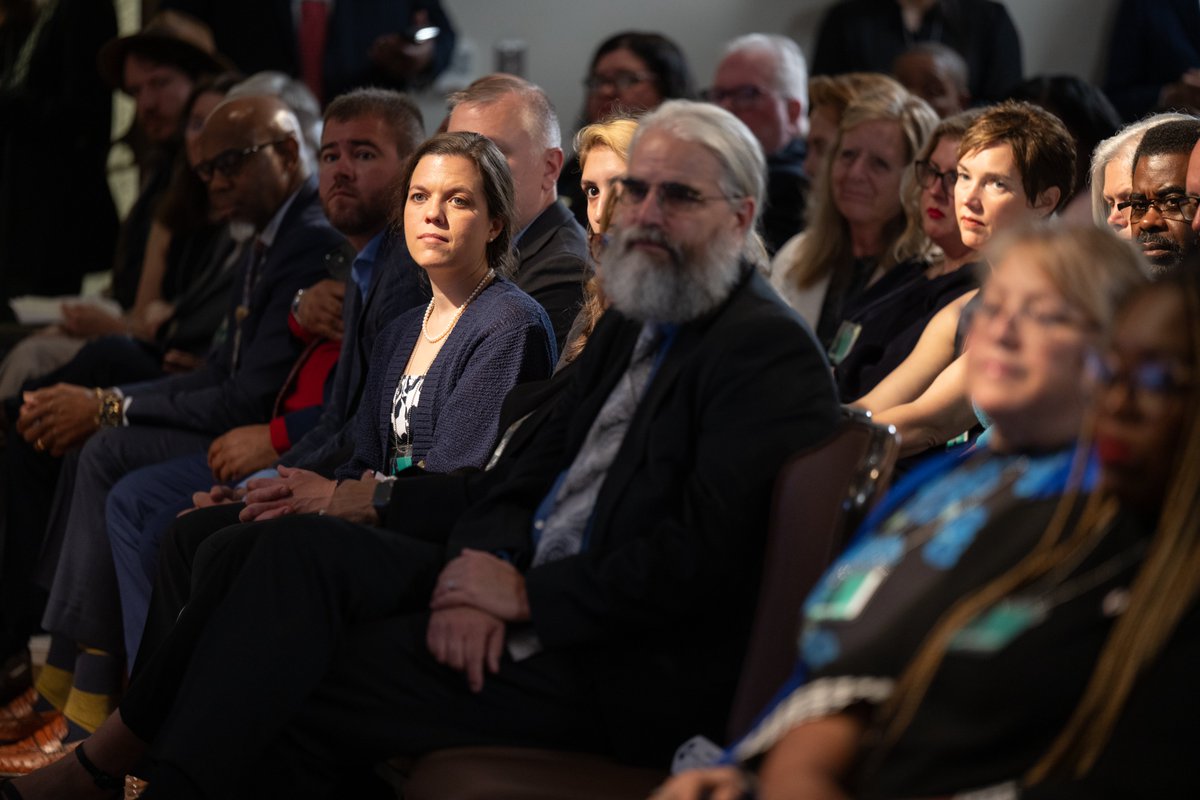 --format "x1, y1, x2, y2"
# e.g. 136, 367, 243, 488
10, 100, 839, 800
708, 33, 811, 253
